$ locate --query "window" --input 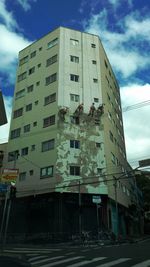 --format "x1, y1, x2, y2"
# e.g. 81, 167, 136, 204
70, 166, 80, 176
45, 73, 57, 85
21, 147, 28, 156
104, 60, 108, 68
70, 94, 79, 102
27, 85, 34, 93
40, 166, 53, 178
47, 38, 58, 49
105, 75, 109, 84
107, 93, 110, 101
108, 111, 112, 121
109, 131, 114, 142
70, 55, 79, 63
96, 142, 101, 148
92, 60, 97, 64
33, 121, 37, 127
28, 67, 35, 75
91, 43, 96, 48
44, 93, 56, 105
15, 89, 25, 99
36, 81, 40, 86
70, 140, 80, 149
10, 128, 21, 139
43, 115, 55, 128
18, 72, 27, 82
30, 51, 36, 58
39, 47, 42, 51
111, 152, 116, 164
26, 103, 32, 112
37, 63, 41, 68
31, 145, 35, 151
19, 172, 26, 181
94, 98, 99, 103
123, 185, 126, 193
13, 108, 23, 118
35, 100, 38, 105
46, 55, 57, 66
8, 150, 19, 162
24, 124, 30, 133
70, 74, 79, 82
97, 168, 102, 174
70, 39, 79, 46
70, 116, 80, 125
29, 170, 34, 176
42, 139, 55, 152
19, 56, 28, 66
93, 78, 98, 83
